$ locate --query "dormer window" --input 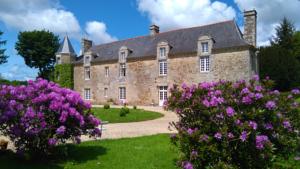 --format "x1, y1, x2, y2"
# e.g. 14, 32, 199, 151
120, 52, 126, 62
159, 47, 166, 58
201, 42, 209, 53
85, 56, 90, 63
